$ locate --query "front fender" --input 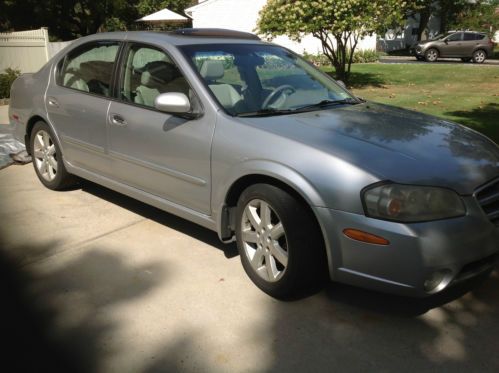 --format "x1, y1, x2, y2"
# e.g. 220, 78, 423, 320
213, 159, 326, 237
